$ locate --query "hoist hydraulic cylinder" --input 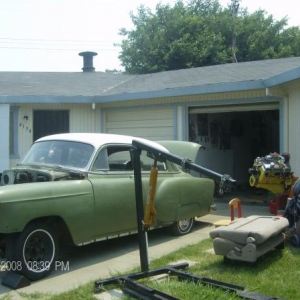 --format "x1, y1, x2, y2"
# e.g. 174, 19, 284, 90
143, 167, 158, 228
